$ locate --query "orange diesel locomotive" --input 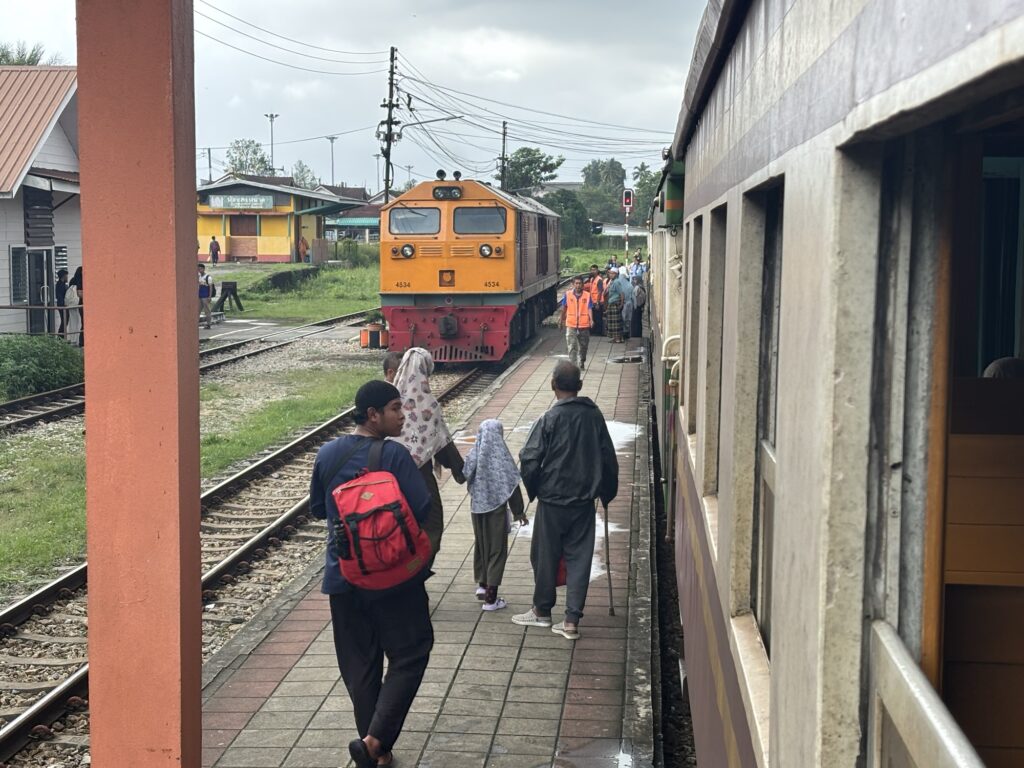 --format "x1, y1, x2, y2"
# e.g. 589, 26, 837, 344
380, 173, 560, 362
